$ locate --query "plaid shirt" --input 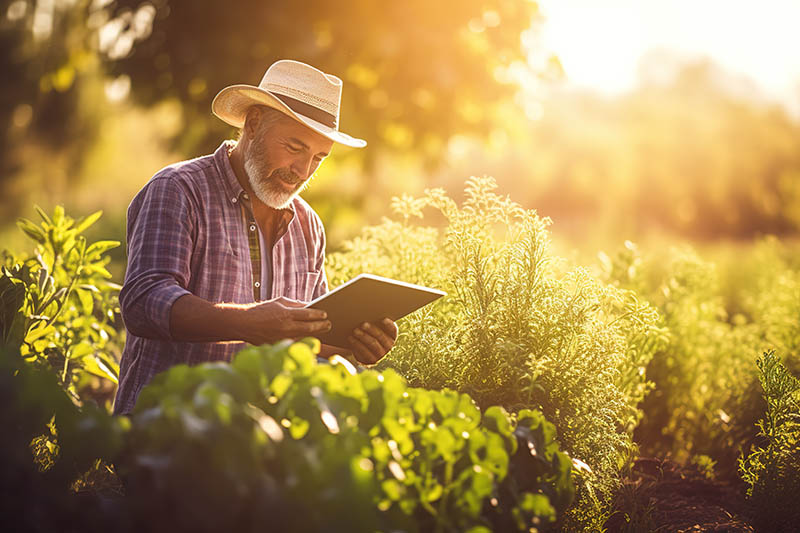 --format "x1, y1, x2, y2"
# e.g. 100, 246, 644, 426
113, 141, 328, 414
